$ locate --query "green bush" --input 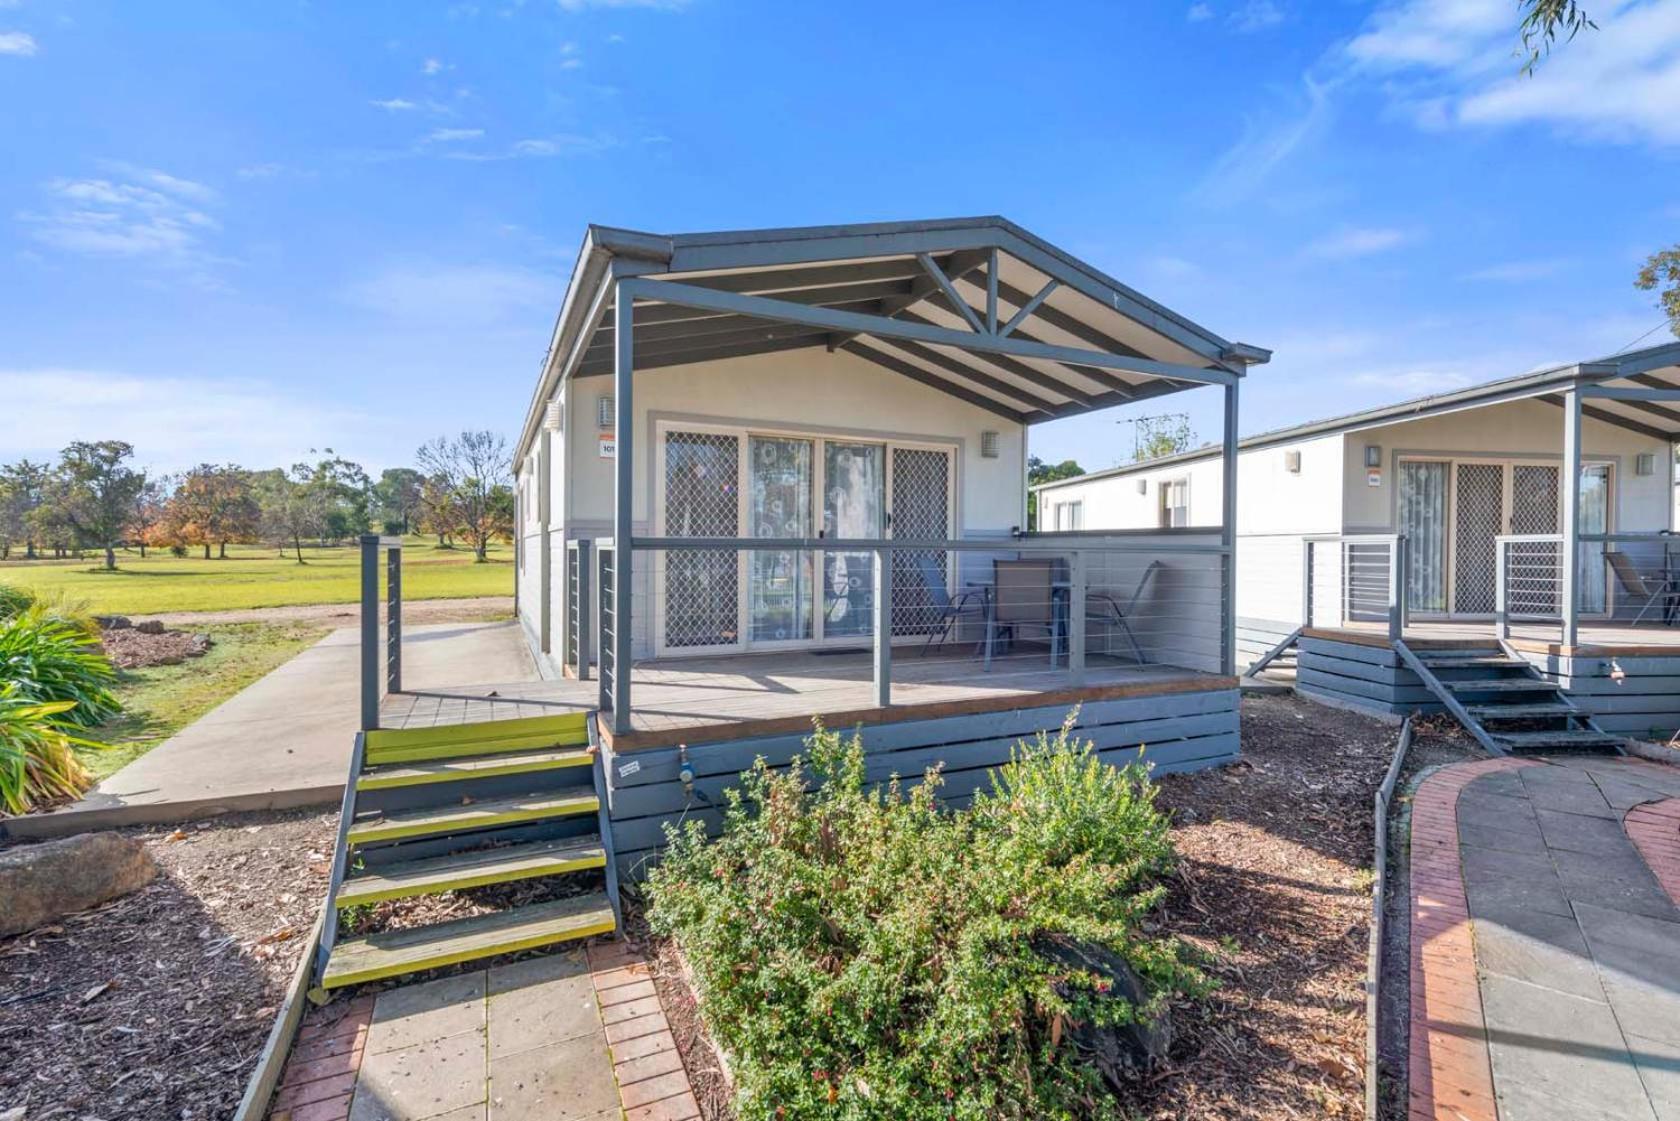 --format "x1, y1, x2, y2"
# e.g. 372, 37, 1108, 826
646, 718, 1202, 1121
0, 613, 120, 729
0, 684, 96, 815
0, 584, 35, 622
